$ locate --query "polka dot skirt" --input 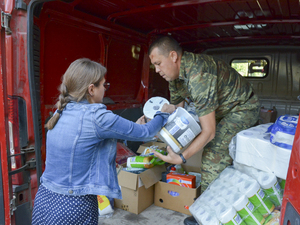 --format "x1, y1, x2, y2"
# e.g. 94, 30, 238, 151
32, 184, 98, 225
